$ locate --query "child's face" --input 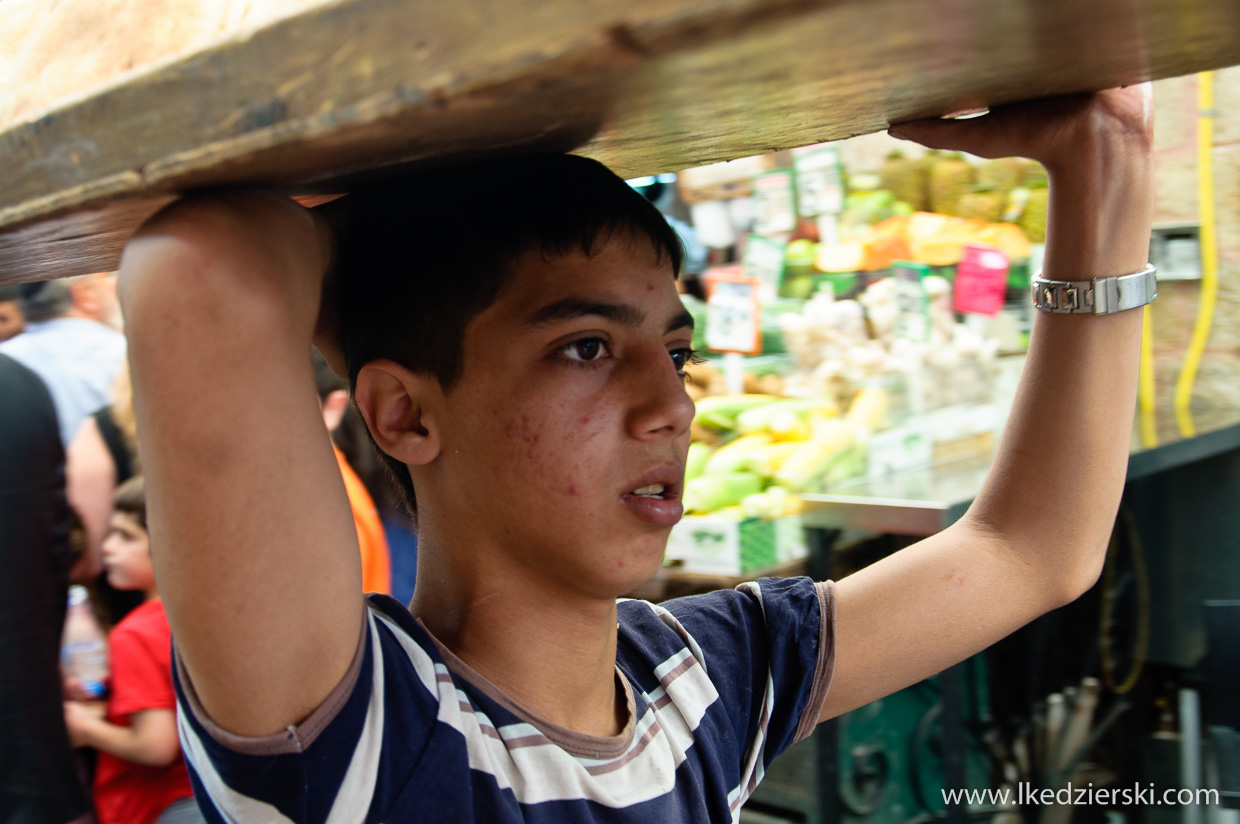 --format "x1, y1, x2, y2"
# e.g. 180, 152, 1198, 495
433, 235, 696, 596
0, 299, 23, 341
101, 512, 155, 593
